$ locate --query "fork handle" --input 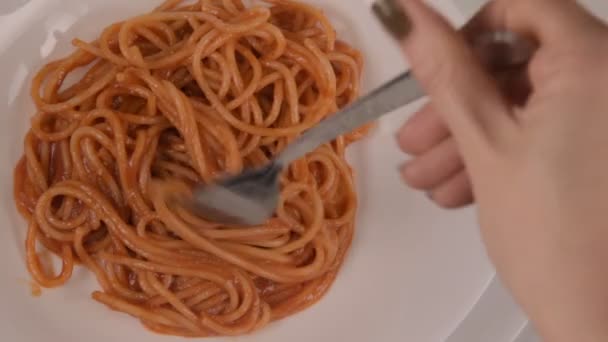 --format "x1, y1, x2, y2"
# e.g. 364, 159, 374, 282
277, 71, 422, 166
276, 30, 536, 166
